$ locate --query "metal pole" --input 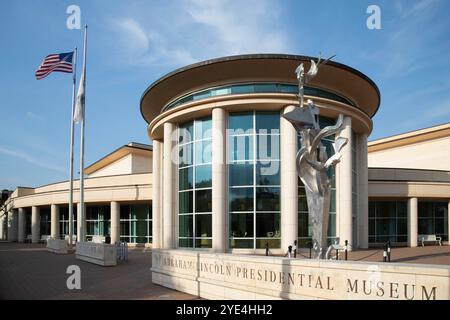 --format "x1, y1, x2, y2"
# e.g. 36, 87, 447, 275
309, 241, 312, 259
68, 47, 77, 248
383, 243, 387, 262
79, 25, 88, 242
